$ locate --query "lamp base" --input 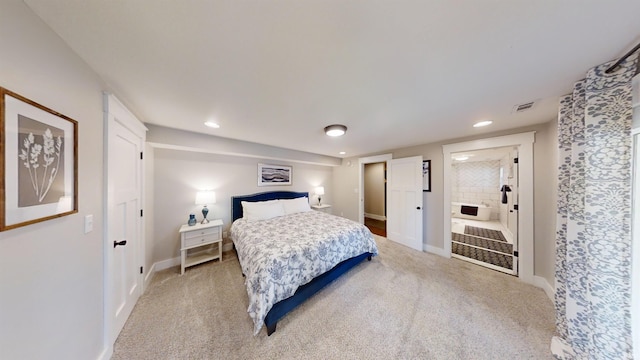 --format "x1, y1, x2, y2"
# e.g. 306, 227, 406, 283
201, 205, 209, 224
